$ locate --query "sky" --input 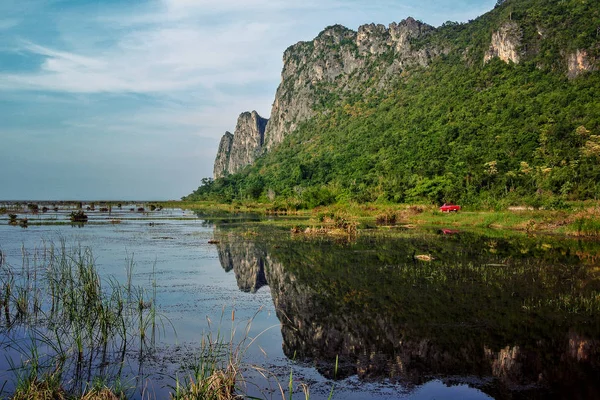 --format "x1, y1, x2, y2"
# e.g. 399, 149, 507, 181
0, 0, 497, 200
